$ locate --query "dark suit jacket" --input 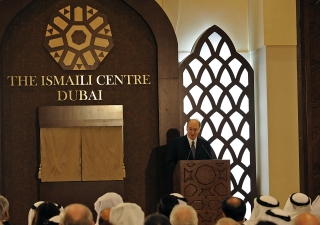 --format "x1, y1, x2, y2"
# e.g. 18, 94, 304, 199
165, 135, 215, 172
